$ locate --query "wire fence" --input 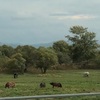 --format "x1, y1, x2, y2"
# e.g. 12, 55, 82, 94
0, 92, 100, 100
